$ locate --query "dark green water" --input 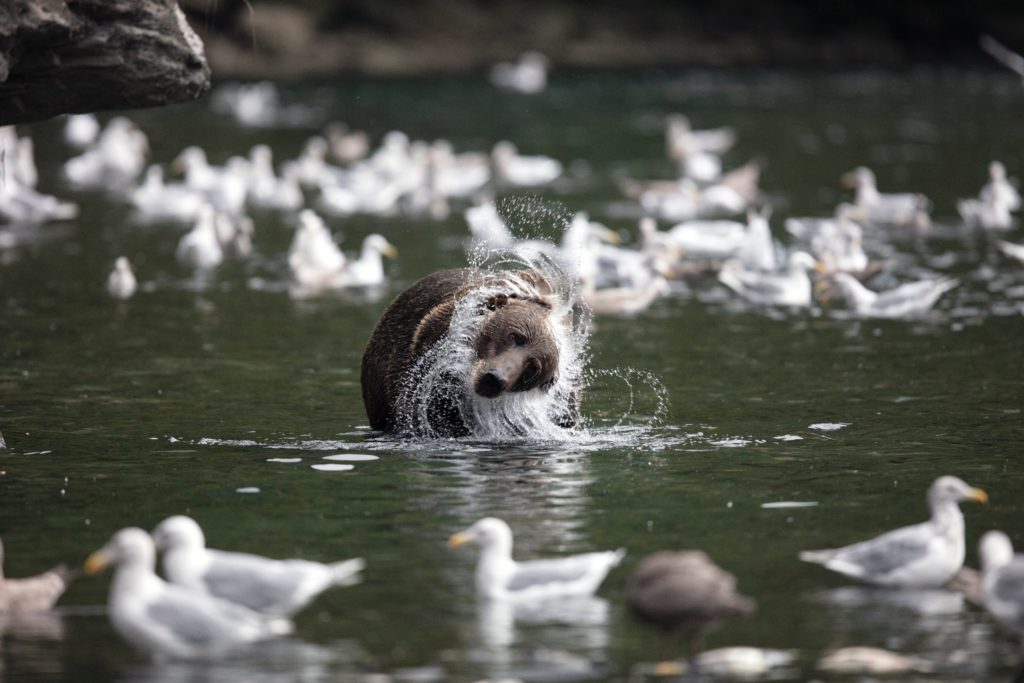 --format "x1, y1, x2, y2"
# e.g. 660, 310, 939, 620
2, 68, 1024, 682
